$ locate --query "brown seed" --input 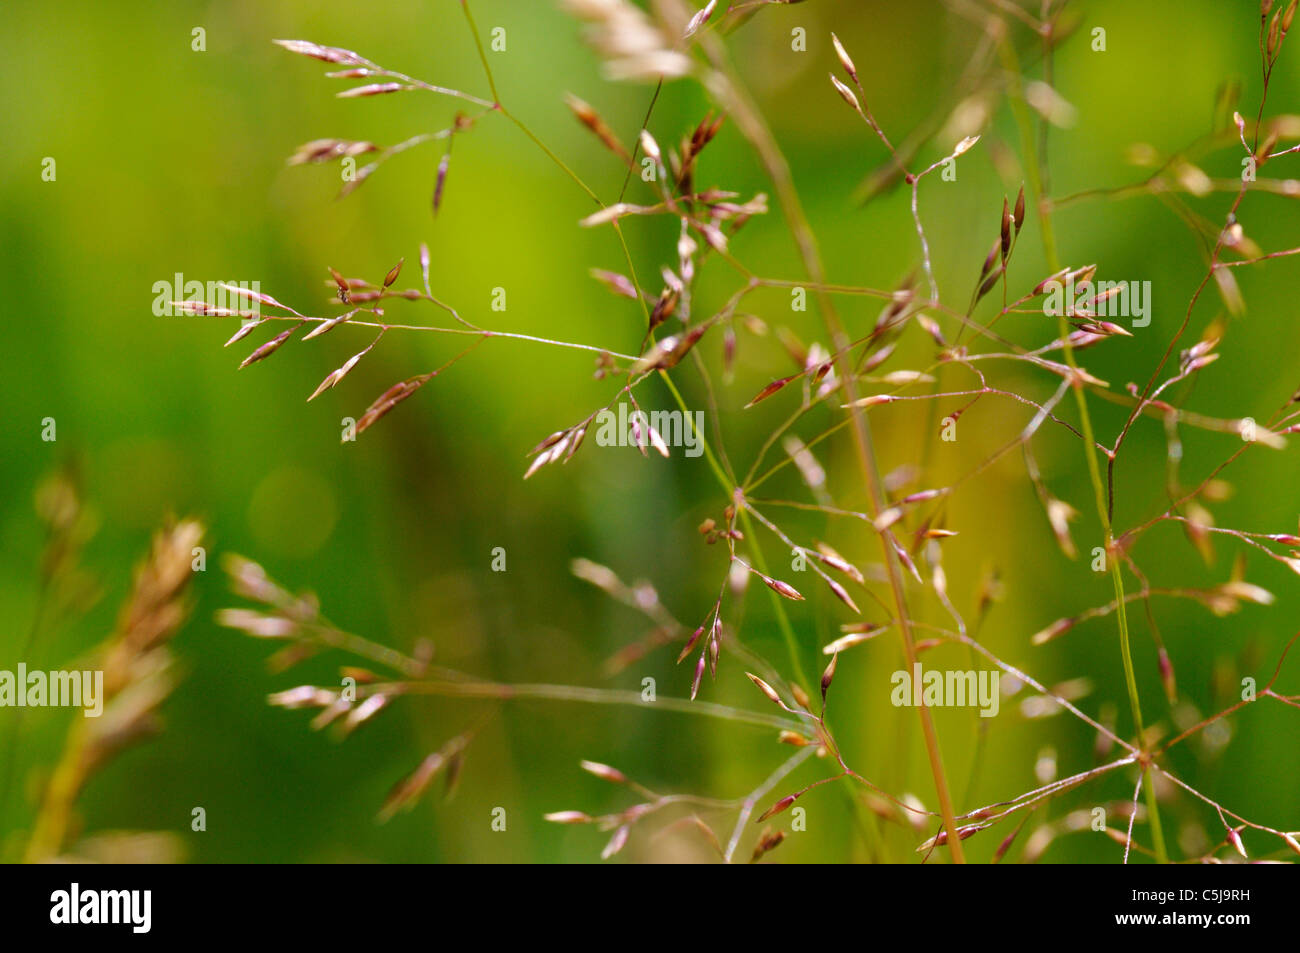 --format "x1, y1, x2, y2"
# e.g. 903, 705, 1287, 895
746, 672, 783, 705
340, 693, 388, 735
543, 810, 593, 824
746, 375, 796, 408
173, 301, 243, 317
690, 653, 706, 700
224, 320, 263, 347
814, 543, 863, 584
565, 425, 589, 460
756, 793, 799, 823
328, 267, 350, 304
288, 138, 379, 165
1000, 197, 1012, 261
590, 269, 638, 299
750, 826, 786, 862
383, 258, 404, 289
683, 0, 717, 38
419, 243, 432, 295
1157, 647, 1177, 702
239, 328, 296, 369
433, 154, 450, 216
763, 575, 805, 601
829, 74, 861, 112
706, 113, 726, 144
842, 394, 894, 410
524, 431, 571, 478
565, 93, 633, 162
354, 376, 430, 438
216, 283, 299, 315
677, 624, 705, 663
601, 825, 630, 860
821, 652, 838, 700
831, 33, 858, 84
528, 430, 568, 457
821, 630, 878, 655
790, 683, 812, 710
579, 760, 628, 784
979, 237, 1001, 281
266, 685, 334, 708
824, 577, 860, 614
308, 348, 366, 401
1031, 267, 1070, 297
337, 83, 408, 98
273, 39, 371, 67
925, 823, 981, 848
873, 506, 904, 531
377, 751, 447, 822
